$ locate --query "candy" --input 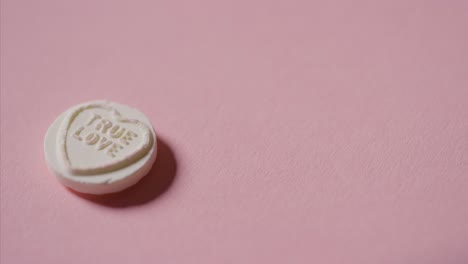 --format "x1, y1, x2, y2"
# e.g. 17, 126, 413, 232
44, 101, 157, 194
